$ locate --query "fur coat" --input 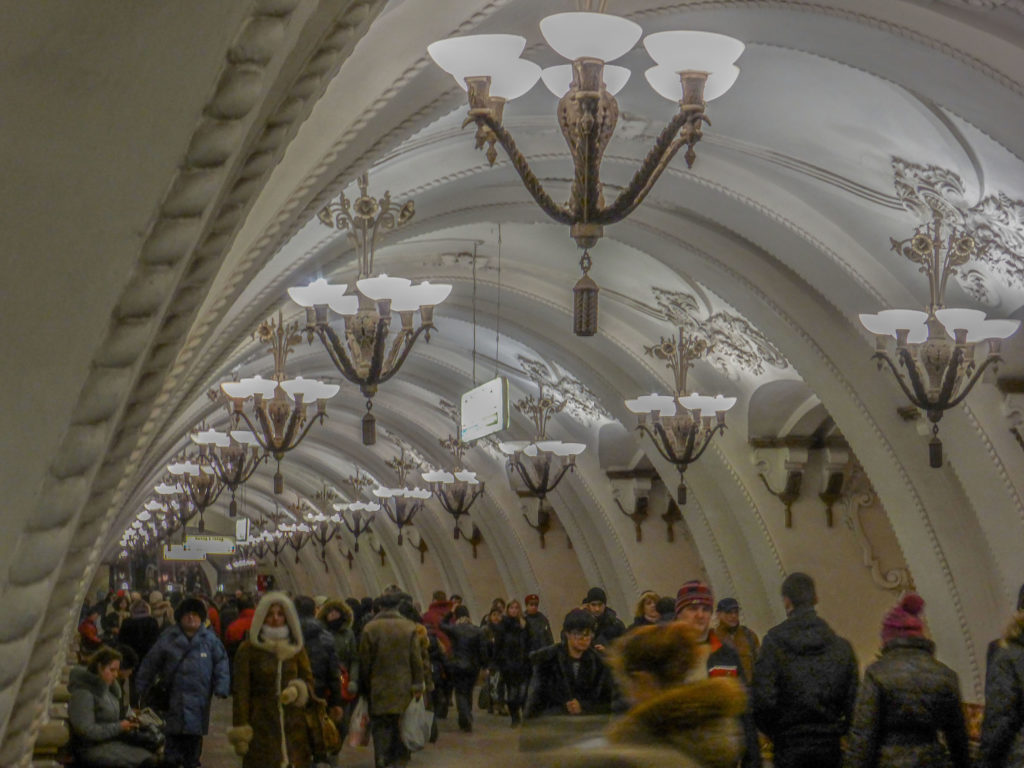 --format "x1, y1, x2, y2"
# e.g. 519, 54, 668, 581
228, 592, 317, 768
979, 611, 1024, 768
358, 608, 426, 716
